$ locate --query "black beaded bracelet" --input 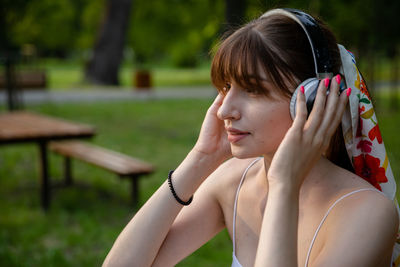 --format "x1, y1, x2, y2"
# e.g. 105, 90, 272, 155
167, 170, 193, 206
